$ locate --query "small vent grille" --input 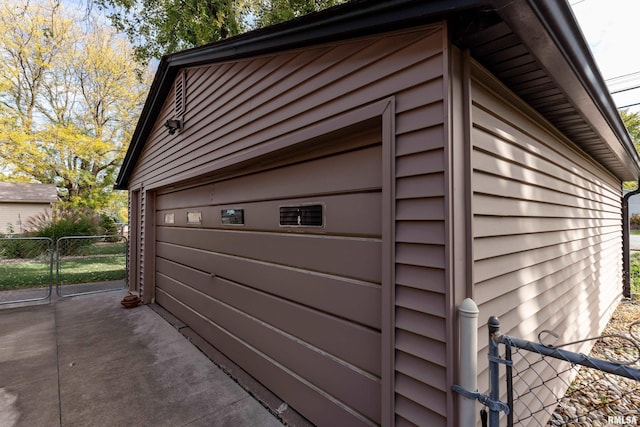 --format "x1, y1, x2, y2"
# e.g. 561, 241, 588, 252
280, 205, 323, 227
175, 71, 186, 118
